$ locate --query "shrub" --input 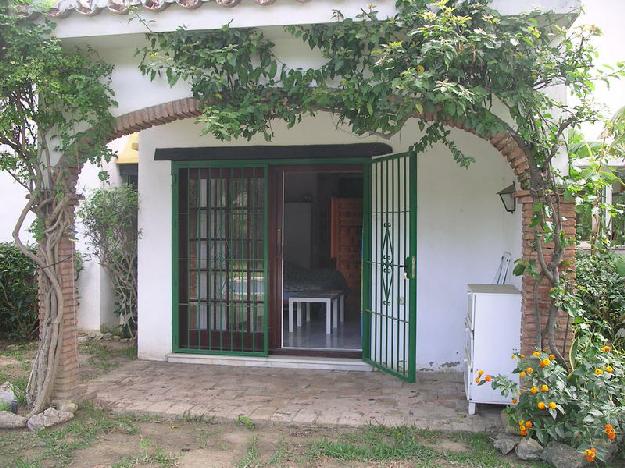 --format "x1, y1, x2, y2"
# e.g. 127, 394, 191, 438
0, 242, 38, 340
482, 346, 625, 463
571, 252, 625, 350
78, 185, 139, 337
